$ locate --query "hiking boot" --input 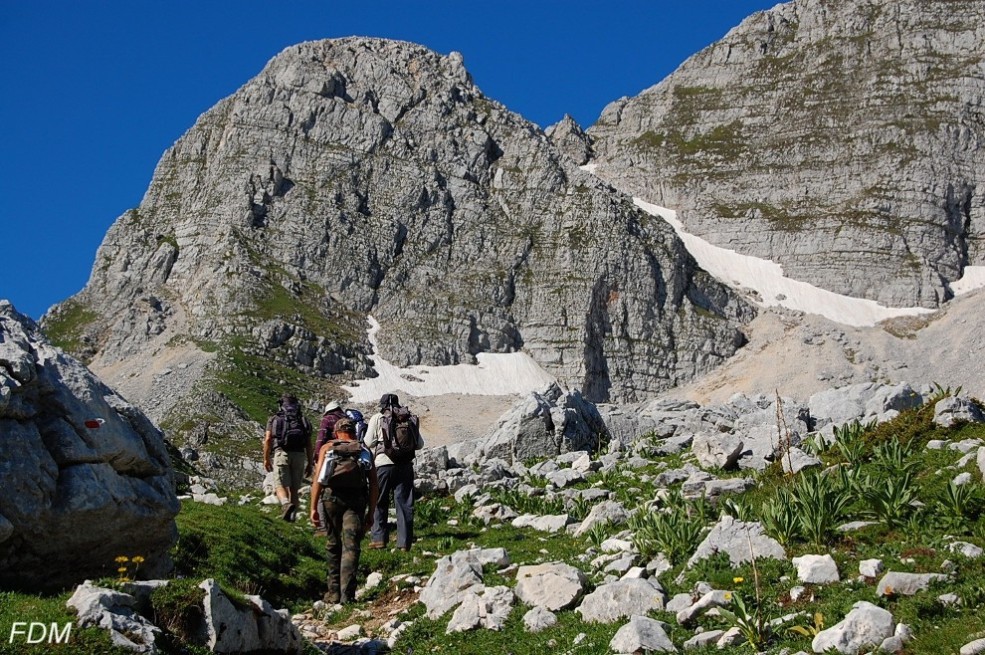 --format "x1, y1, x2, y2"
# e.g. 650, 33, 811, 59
281, 503, 295, 521
368, 541, 385, 549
